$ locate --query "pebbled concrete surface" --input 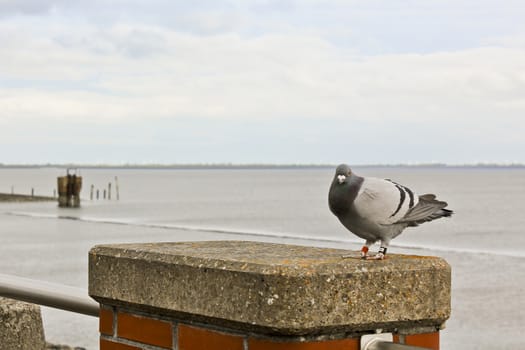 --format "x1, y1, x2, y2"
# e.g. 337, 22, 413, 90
0, 297, 46, 350
89, 241, 451, 336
